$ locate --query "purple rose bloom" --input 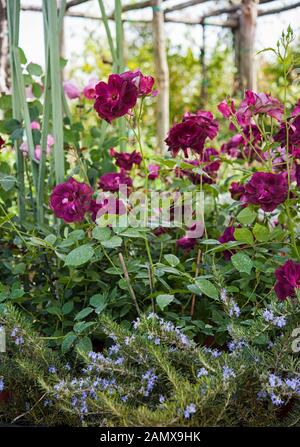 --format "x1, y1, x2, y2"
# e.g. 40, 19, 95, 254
98, 171, 133, 192
94, 74, 138, 123
274, 260, 300, 301
50, 177, 93, 223
148, 164, 160, 180
110, 148, 142, 171
229, 182, 246, 201
274, 116, 300, 150
217, 100, 235, 119
165, 110, 218, 157
121, 70, 156, 97
244, 172, 288, 212
218, 226, 236, 260
176, 222, 204, 251
237, 90, 284, 126
292, 99, 300, 117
